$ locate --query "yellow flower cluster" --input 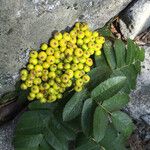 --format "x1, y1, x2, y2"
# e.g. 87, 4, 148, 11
20, 22, 105, 103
